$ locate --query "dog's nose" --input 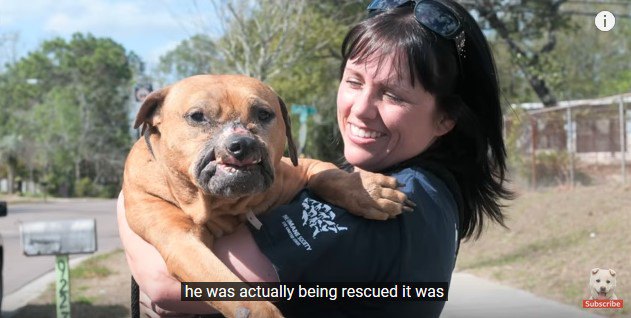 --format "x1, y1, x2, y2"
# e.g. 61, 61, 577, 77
600, 286, 607, 292
227, 137, 256, 161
